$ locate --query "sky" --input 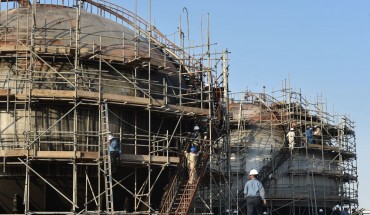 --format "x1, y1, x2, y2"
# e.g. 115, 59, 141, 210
109, 0, 370, 209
